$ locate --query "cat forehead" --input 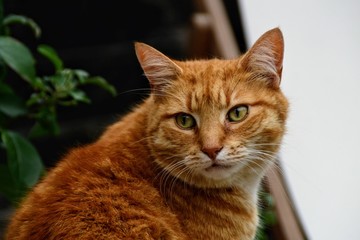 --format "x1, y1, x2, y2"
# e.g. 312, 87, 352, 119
177, 58, 240, 79
174, 59, 252, 105
161, 60, 257, 113
175, 59, 243, 91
